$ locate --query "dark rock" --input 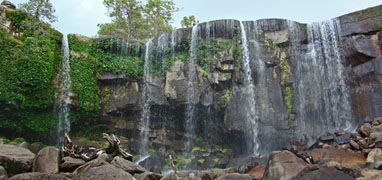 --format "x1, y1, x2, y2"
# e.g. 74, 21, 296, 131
215, 173, 252, 180
217, 154, 230, 168
263, 151, 309, 180
372, 117, 382, 126
134, 171, 163, 180
0, 166, 7, 180
203, 156, 217, 169
8, 172, 70, 180
339, 5, 382, 36
32, 147, 60, 173
73, 164, 135, 180
30, 143, 44, 154
96, 153, 113, 162
60, 156, 86, 172
291, 165, 355, 180
0, 144, 35, 176
1, 1, 16, 9
139, 152, 166, 174
335, 132, 352, 145
111, 156, 147, 175
17, 142, 32, 151
161, 168, 235, 180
